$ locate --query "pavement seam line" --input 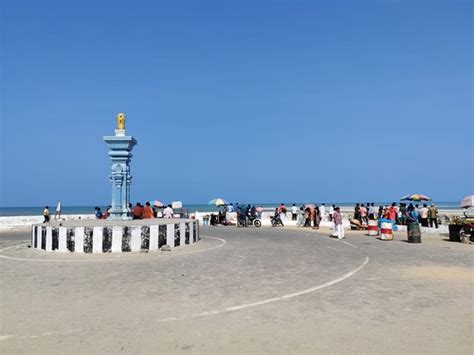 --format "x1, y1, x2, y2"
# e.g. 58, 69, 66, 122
0, 236, 225, 262
156, 256, 370, 323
